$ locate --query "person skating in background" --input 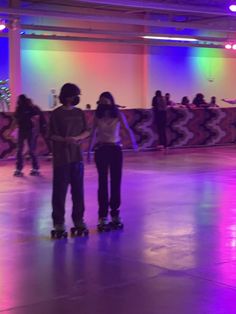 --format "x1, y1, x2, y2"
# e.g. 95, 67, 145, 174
192, 93, 208, 107
181, 96, 190, 107
87, 91, 138, 232
152, 90, 168, 149
165, 93, 176, 107
27, 99, 52, 158
11, 94, 40, 176
49, 83, 90, 238
209, 96, 219, 107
